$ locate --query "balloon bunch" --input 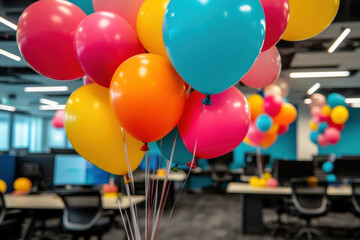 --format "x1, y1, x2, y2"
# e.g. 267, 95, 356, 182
245, 87, 297, 149
309, 93, 349, 147
249, 173, 278, 188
